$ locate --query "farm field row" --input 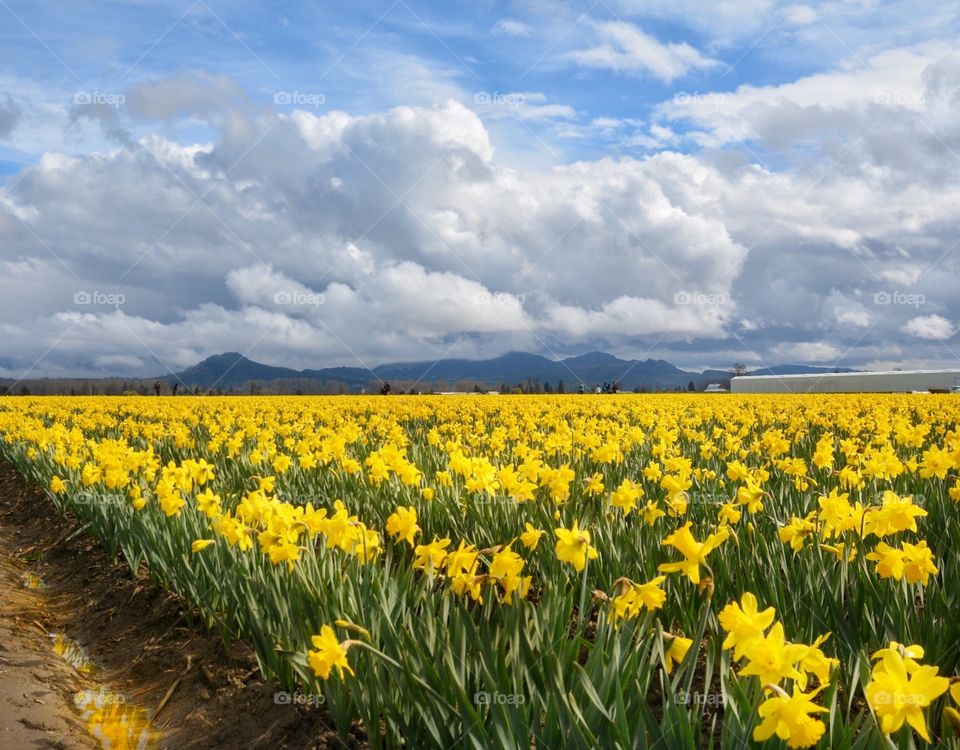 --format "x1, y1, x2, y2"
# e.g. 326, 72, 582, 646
1, 394, 959, 748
